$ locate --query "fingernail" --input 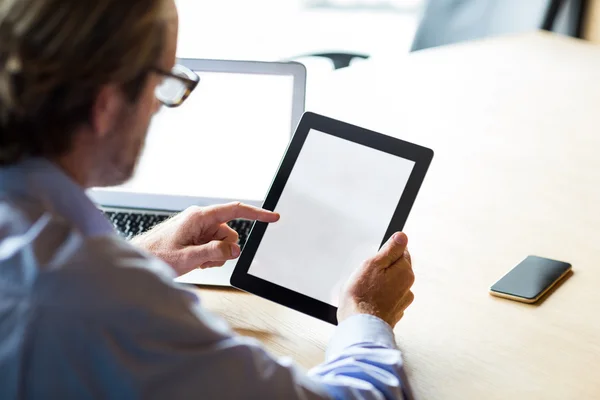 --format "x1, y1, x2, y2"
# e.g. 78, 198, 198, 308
393, 233, 406, 244
232, 245, 241, 258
